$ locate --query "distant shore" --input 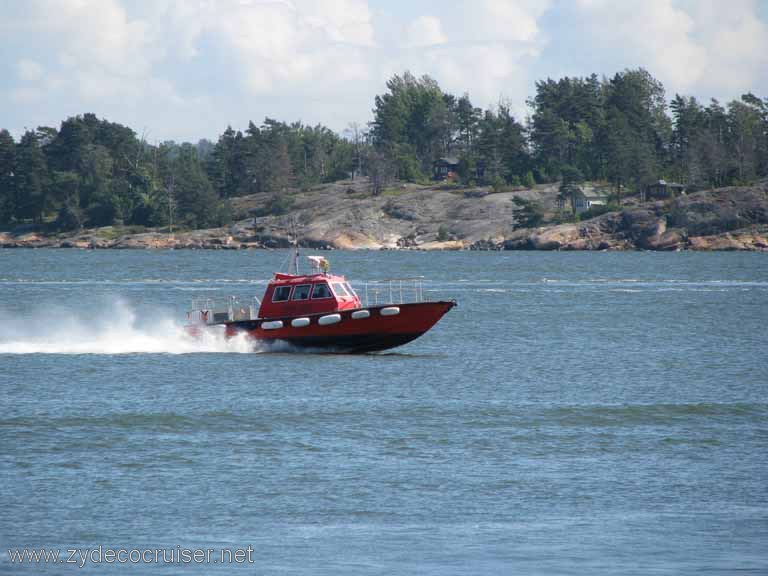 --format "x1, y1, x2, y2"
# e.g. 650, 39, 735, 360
2, 180, 767, 252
